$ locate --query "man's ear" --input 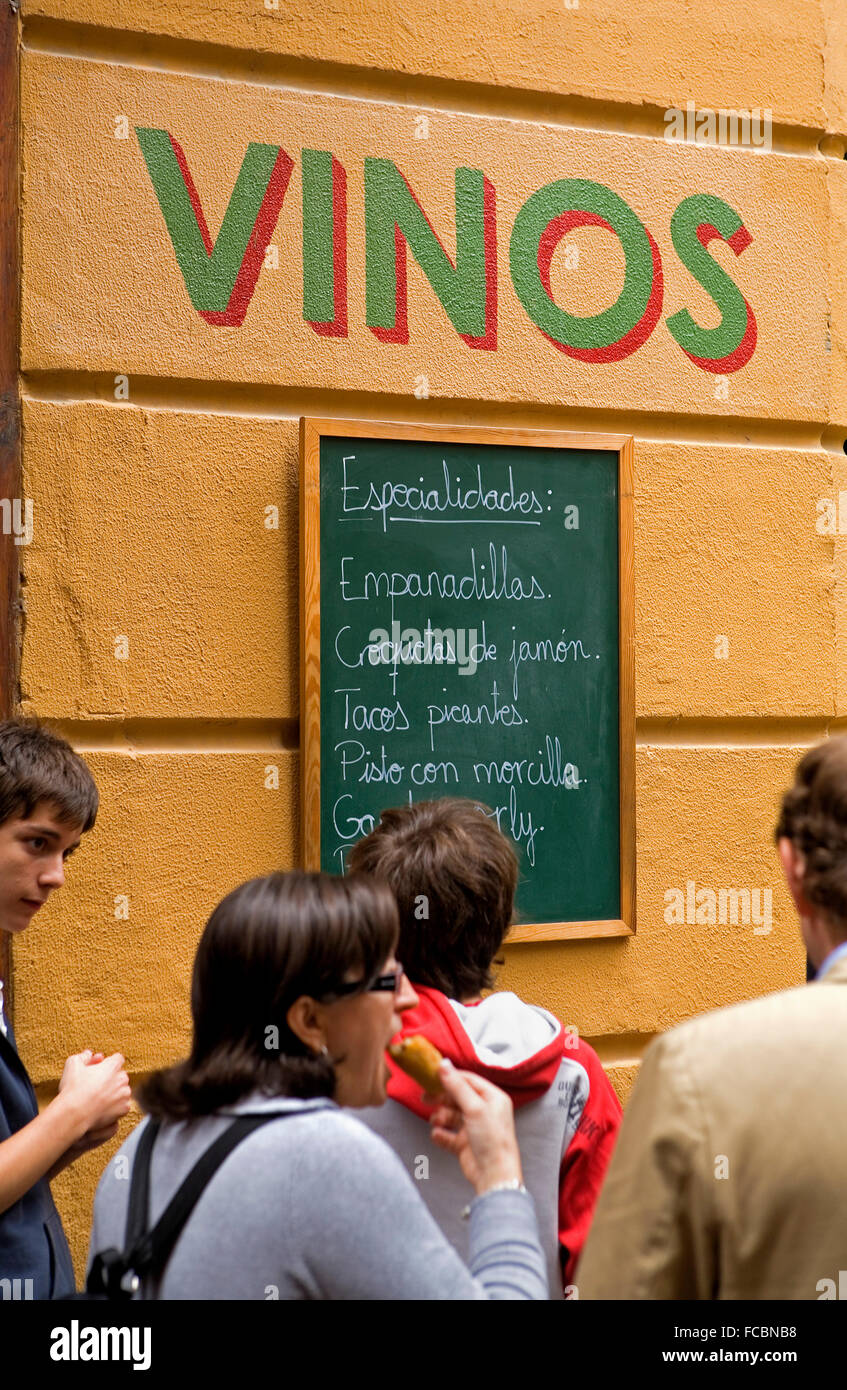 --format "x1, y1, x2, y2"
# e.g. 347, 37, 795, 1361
286, 995, 326, 1055
778, 837, 811, 915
